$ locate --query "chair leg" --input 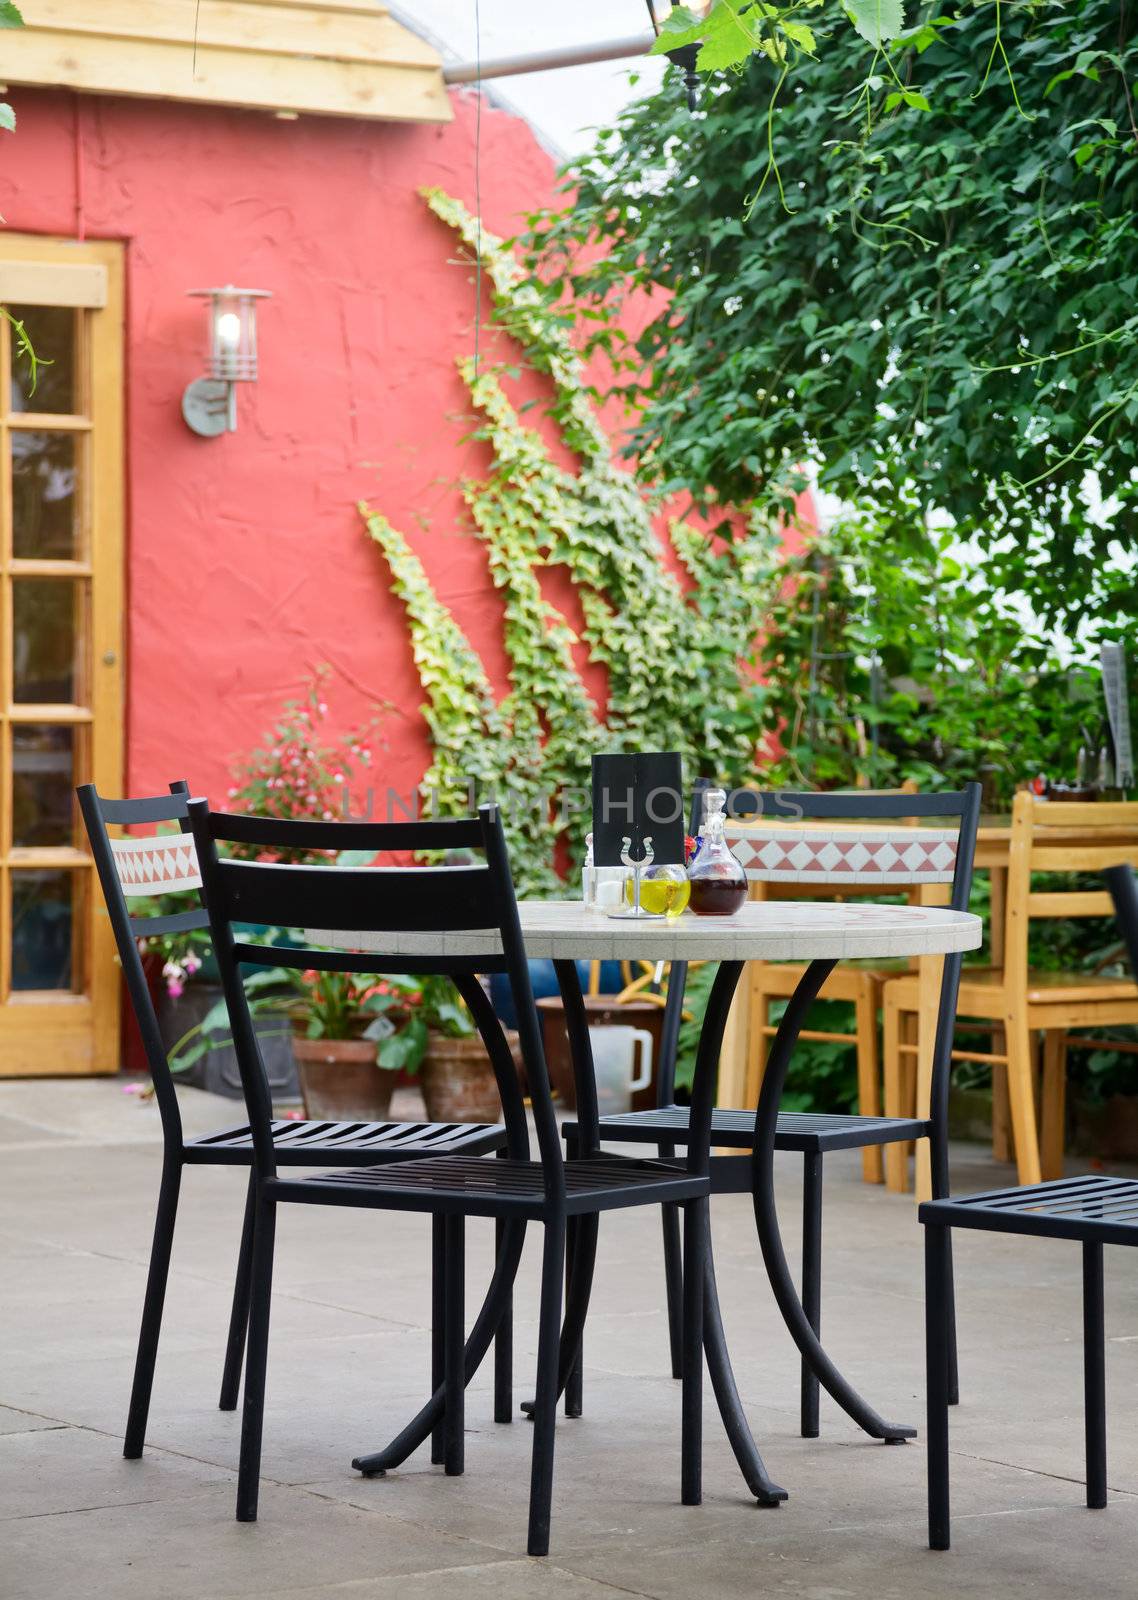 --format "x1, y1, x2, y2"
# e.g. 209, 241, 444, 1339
1040, 1031, 1067, 1182
900, 1013, 918, 1167
430, 1214, 446, 1464
745, 986, 772, 1113
661, 1202, 684, 1382
992, 1049, 1012, 1163
236, 1190, 276, 1523
1083, 1241, 1107, 1510
855, 990, 884, 1185
883, 993, 907, 1193
925, 1223, 951, 1551
124, 1157, 182, 1459
494, 1210, 513, 1425
528, 1214, 566, 1558
444, 1214, 465, 1476
1004, 1013, 1043, 1186
800, 1152, 823, 1438
564, 1132, 583, 1417
219, 1169, 256, 1412
681, 1198, 707, 1506
929, 1166, 961, 1411
563, 1212, 583, 1418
